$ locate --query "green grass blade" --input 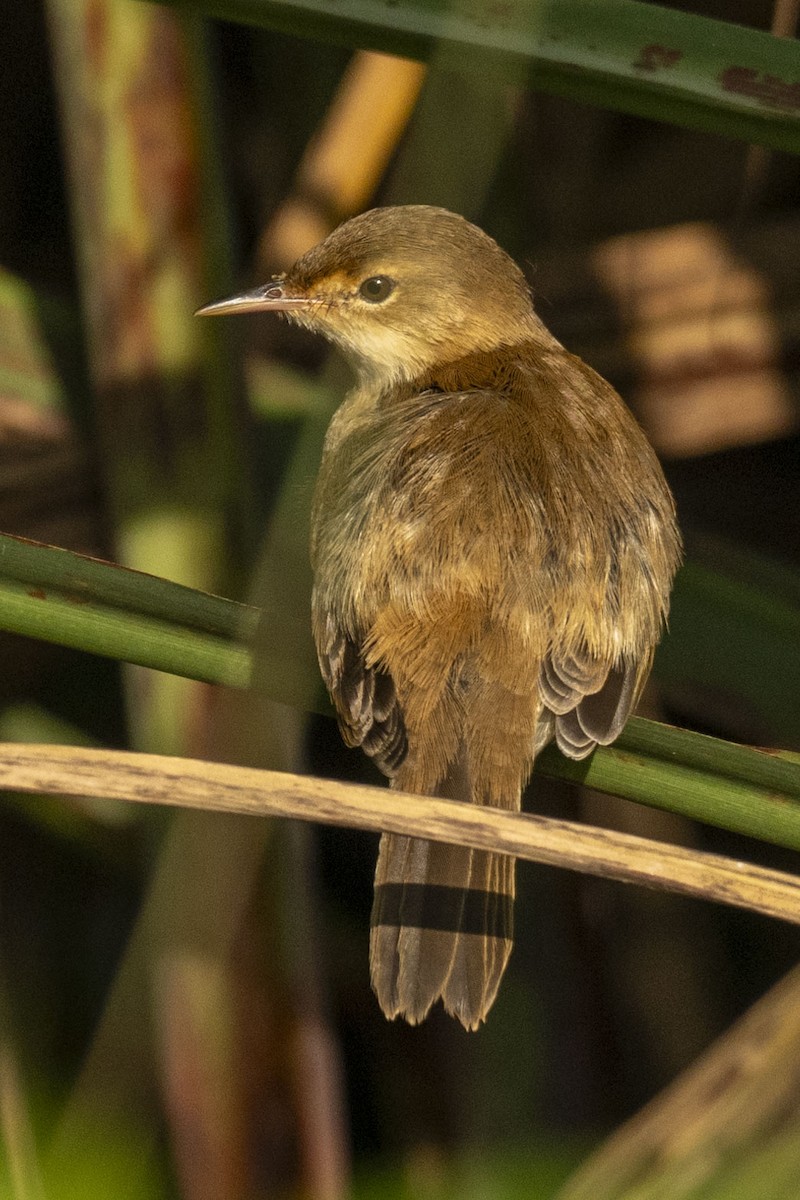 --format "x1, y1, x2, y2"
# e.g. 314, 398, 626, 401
0, 575, 250, 689
161, 0, 800, 152
535, 730, 800, 853
0, 532, 258, 641
617, 717, 800, 803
